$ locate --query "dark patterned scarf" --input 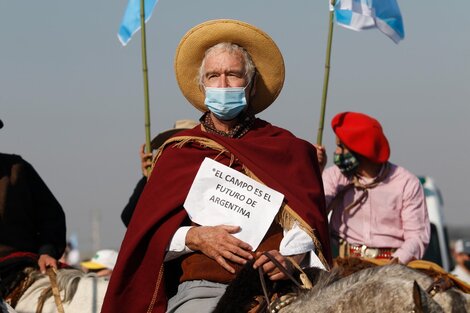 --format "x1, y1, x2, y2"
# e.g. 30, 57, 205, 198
199, 111, 255, 139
